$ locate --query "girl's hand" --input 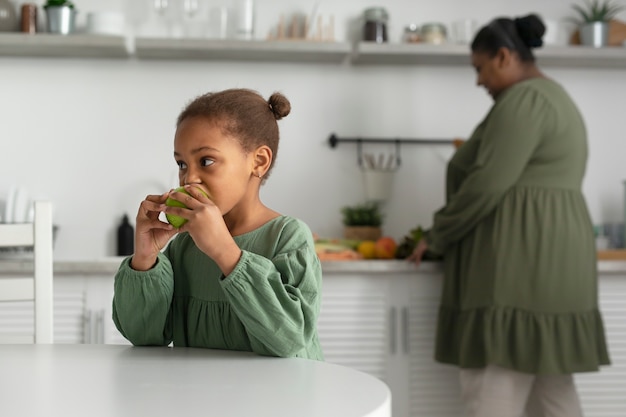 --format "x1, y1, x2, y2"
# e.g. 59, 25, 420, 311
407, 238, 429, 267
131, 191, 178, 271
165, 185, 242, 275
